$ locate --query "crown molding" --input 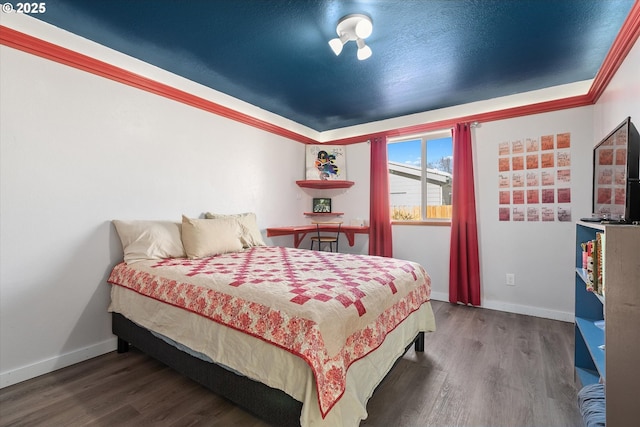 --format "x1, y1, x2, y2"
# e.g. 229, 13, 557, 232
0, 25, 317, 145
2, 2, 639, 146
